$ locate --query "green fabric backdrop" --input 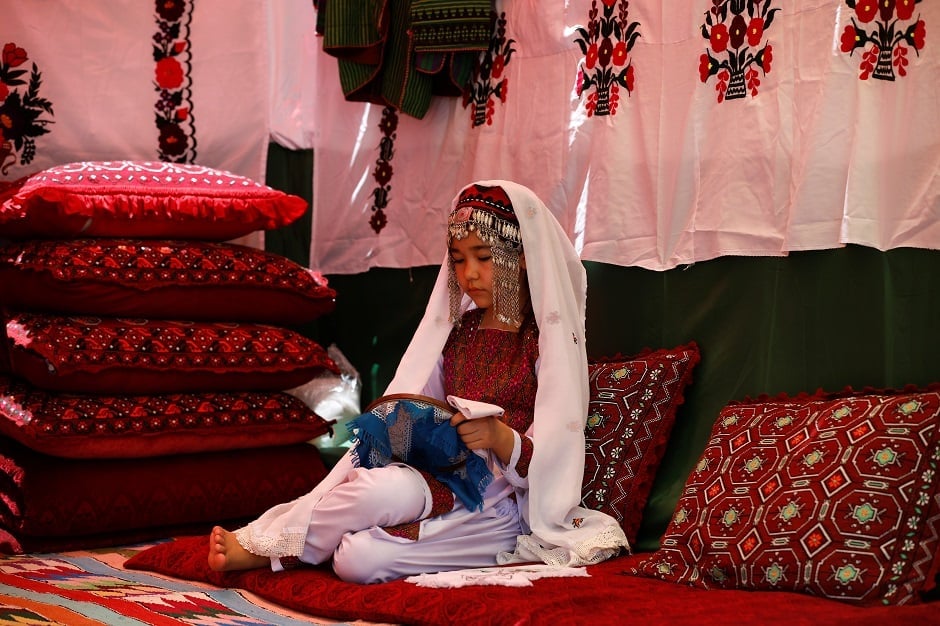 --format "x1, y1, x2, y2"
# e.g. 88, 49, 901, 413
266, 144, 940, 550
